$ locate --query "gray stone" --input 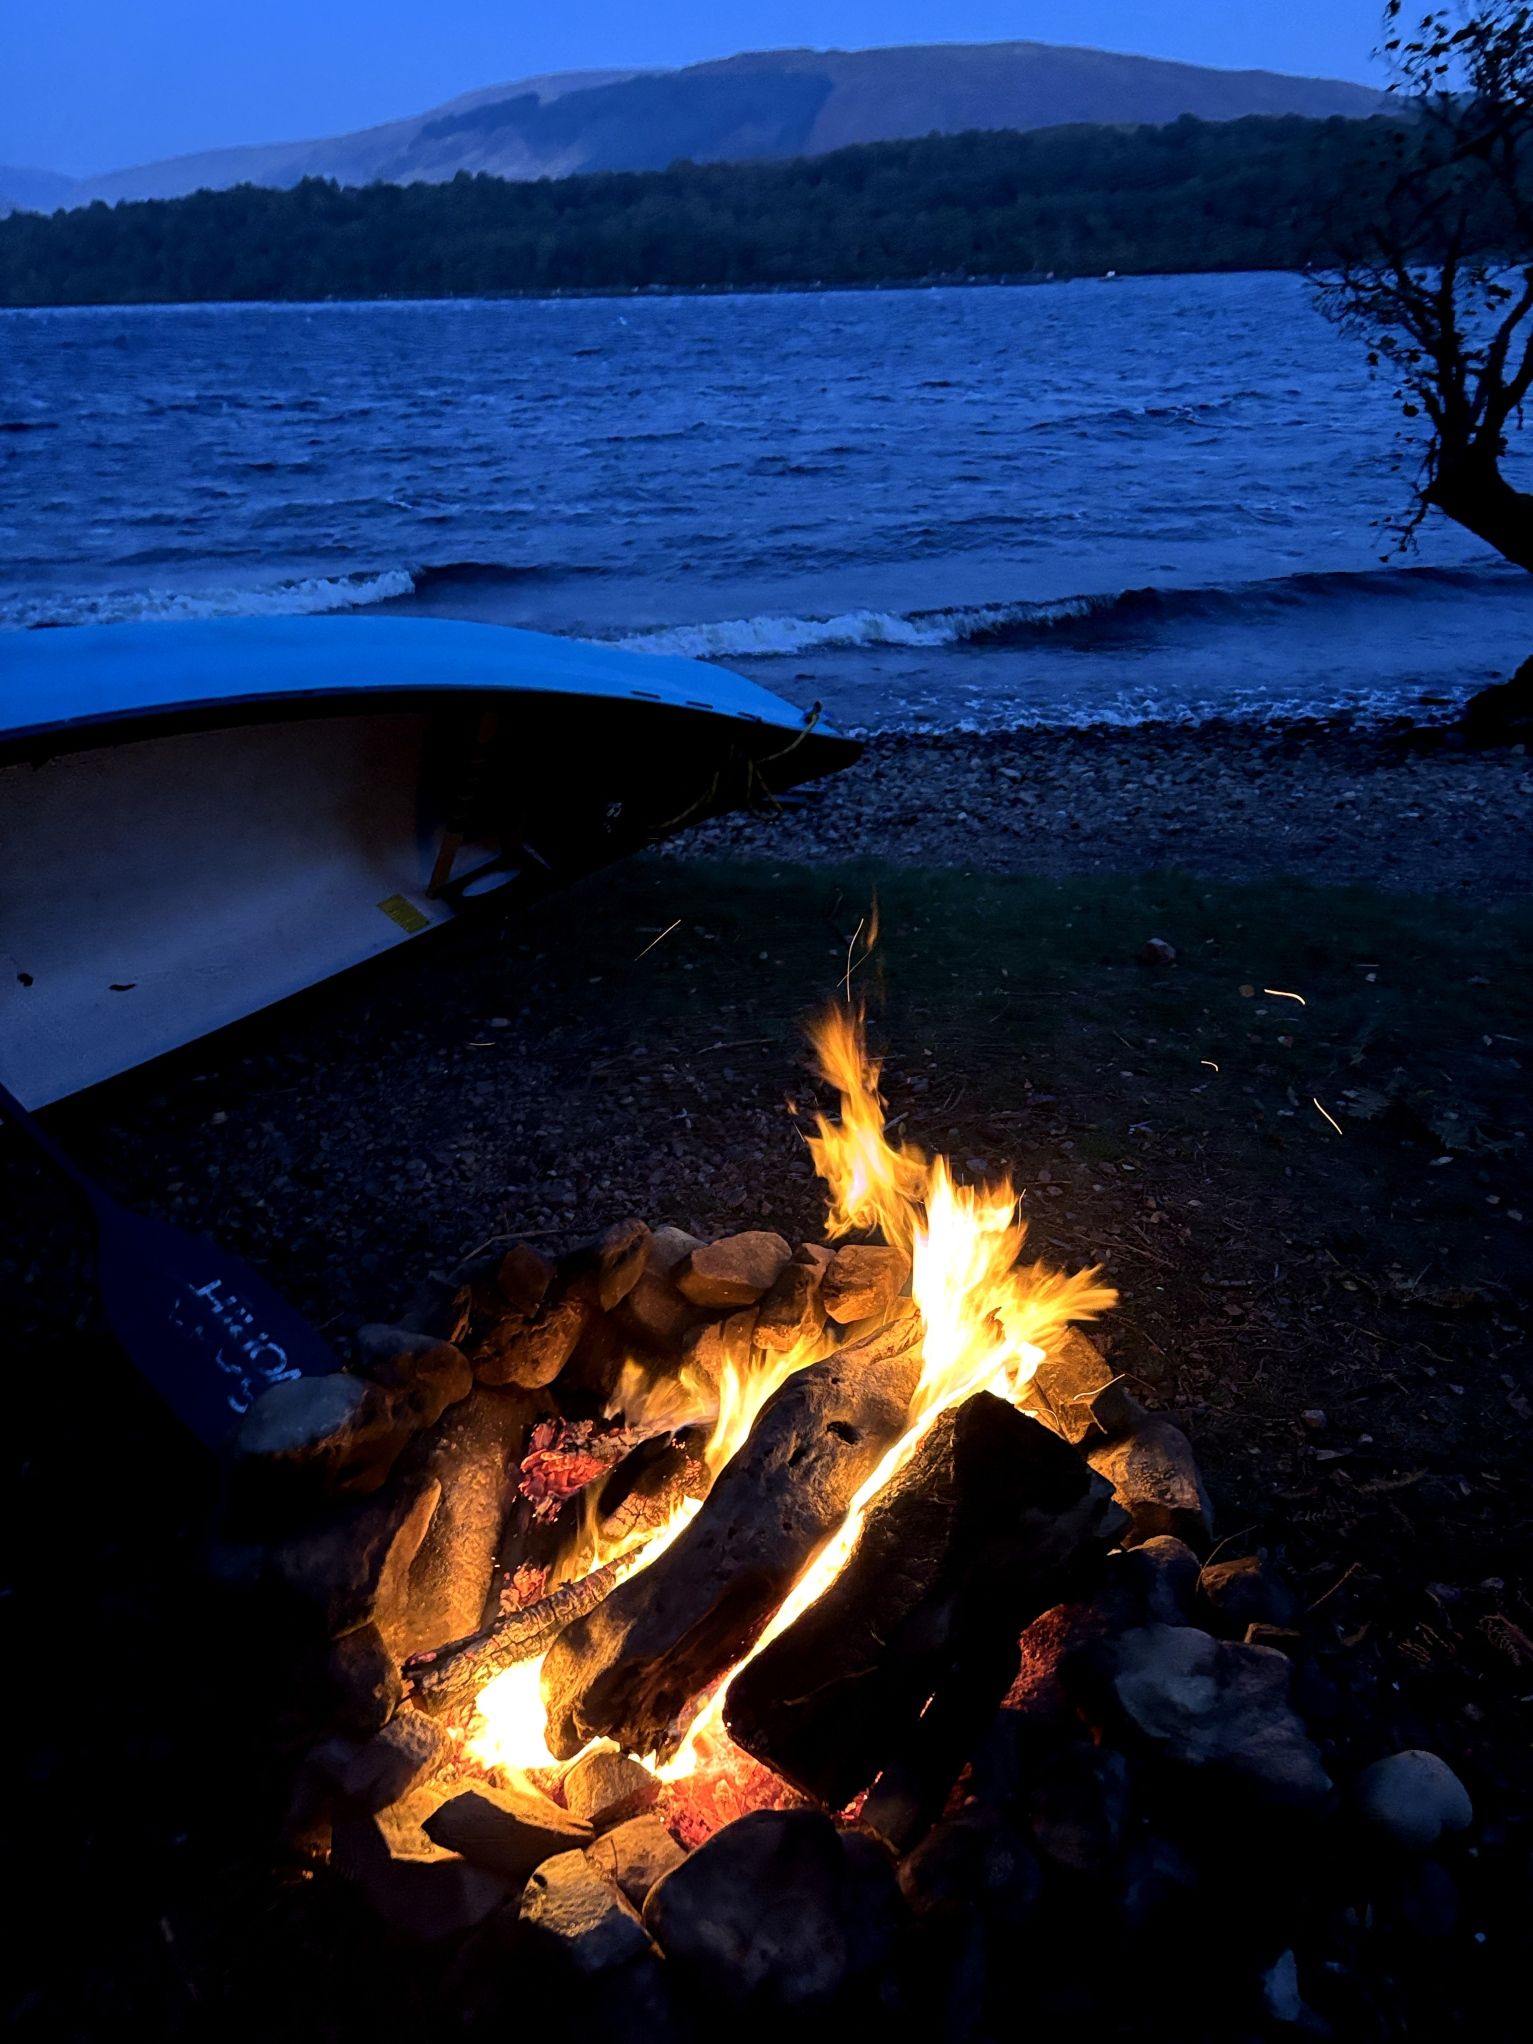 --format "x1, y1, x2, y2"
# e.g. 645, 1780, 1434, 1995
318, 1707, 446, 1812
997, 1597, 1123, 1745
354, 1325, 473, 1428
520, 1847, 651, 1974
898, 1806, 1042, 1928
580, 1951, 685, 2044
563, 1747, 659, 1829
614, 1270, 701, 1354
493, 1241, 556, 1316
1087, 1377, 1147, 1437
643, 1807, 850, 2007
674, 1230, 792, 1308
471, 1291, 589, 1389
557, 1310, 629, 1403
1262, 1949, 1305, 2025
273, 1474, 441, 1638
587, 1813, 688, 1910
1120, 1832, 1201, 1931
1354, 1750, 1472, 1849
563, 1218, 653, 1312
647, 1225, 705, 1274
1026, 1326, 1116, 1446
753, 1256, 827, 1353
820, 1243, 909, 1325
680, 1307, 757, 1391
1087, 1418, 1214, 1549
1022, 1743, 1131, 1876
332, 1788, 513, 1940
230, 1371, 412, 1508
325, 1621, 402, 1736
422, 1776, 592, 1879
836, 1826, 906, 1984
1199, 1554, 1299, 1634
1102, 1623, 1332, 1810
1108, 1534, 1202, 1624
